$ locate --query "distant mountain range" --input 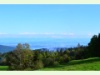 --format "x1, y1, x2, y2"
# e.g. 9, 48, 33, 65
0, 45, 15, 53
